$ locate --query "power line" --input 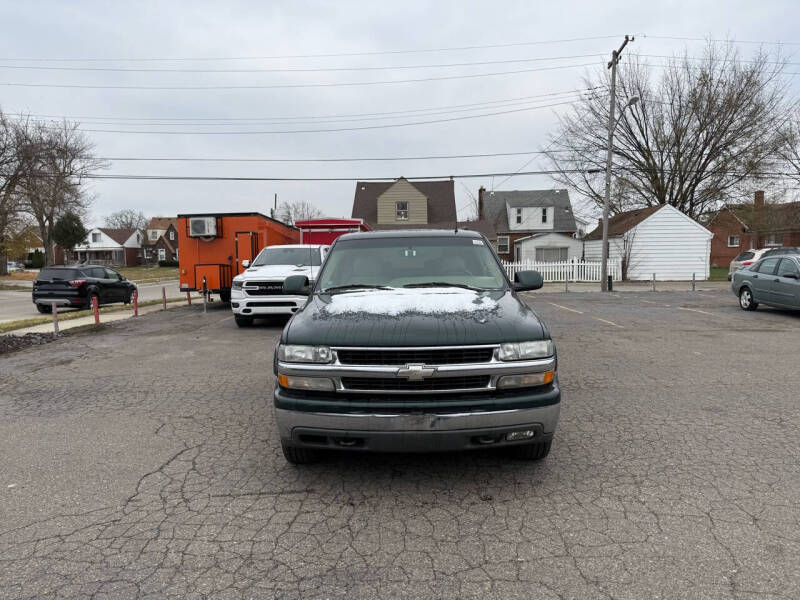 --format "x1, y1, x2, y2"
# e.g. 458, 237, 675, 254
43, 98, 586, 134
0, 35, 625, 62
642, 34, 800, 46
0, 53, 606, 73
96, 151, 547, 163
0, 61, 602, 90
